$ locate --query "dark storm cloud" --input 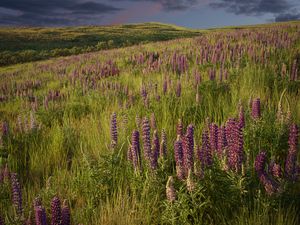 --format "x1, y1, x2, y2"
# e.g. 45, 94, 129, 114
210, 0, 291, 16
112, 0, 198, 11
0, 0, 121, 26
210, 0, 300, 22
275, 13, 300, 22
